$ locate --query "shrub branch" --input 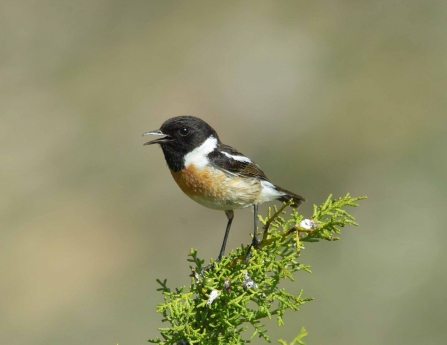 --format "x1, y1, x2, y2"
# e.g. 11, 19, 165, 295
149, 194, 366, 345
